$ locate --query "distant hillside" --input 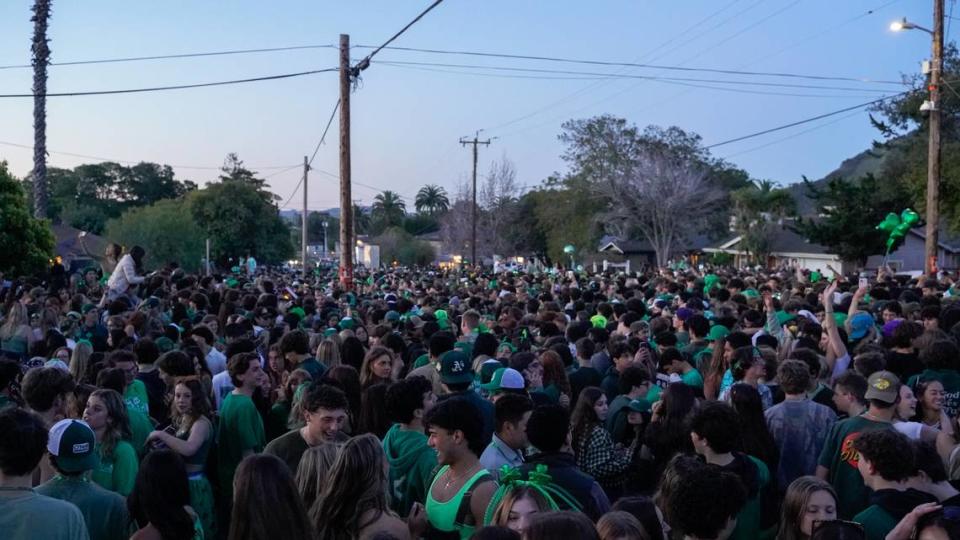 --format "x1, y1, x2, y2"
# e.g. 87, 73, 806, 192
787, 146, 888, 216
